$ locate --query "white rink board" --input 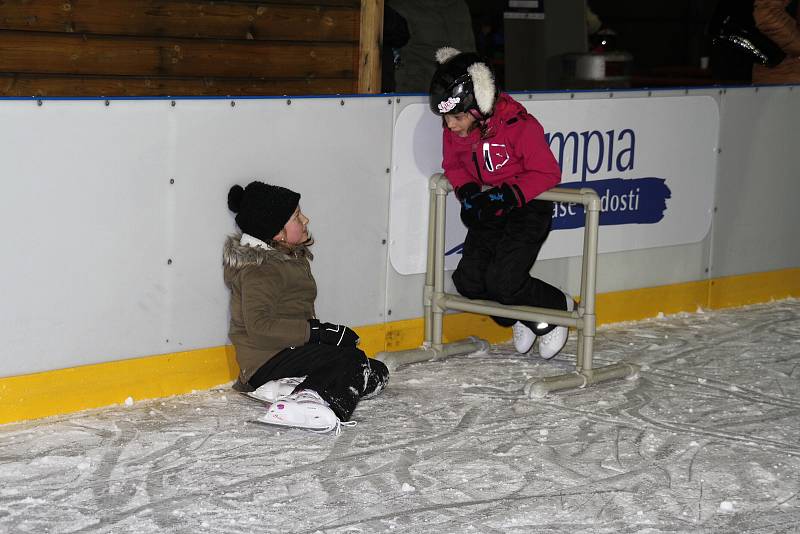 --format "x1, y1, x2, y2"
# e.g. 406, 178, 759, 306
1, 88, 797, 378
711, 86, 800, 277
0, 100, 173, 373
0, 96, 393, 377
389, 96, 719, 275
